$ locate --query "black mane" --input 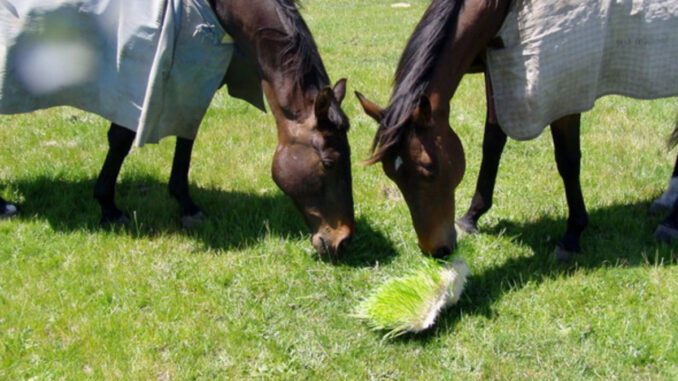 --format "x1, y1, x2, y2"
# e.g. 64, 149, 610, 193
270, 0, 331, 90
369, 0, 463, 163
